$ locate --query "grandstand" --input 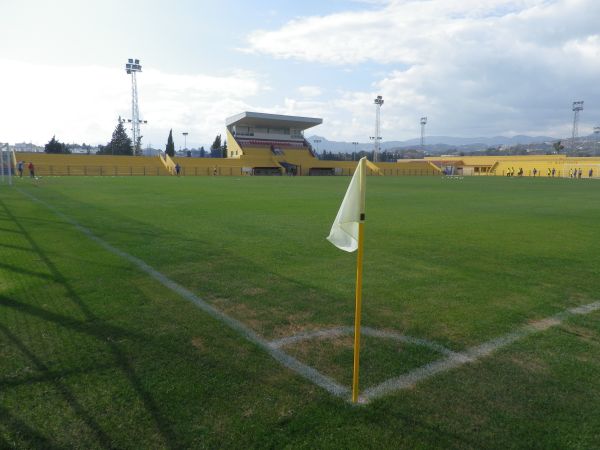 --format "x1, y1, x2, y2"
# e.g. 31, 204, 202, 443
222, 111, 325, 175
